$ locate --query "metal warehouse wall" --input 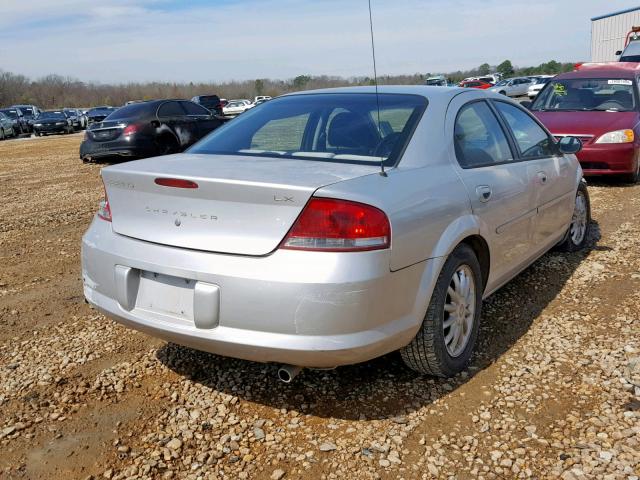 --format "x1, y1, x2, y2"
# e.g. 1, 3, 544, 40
592, 8, 640, 62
